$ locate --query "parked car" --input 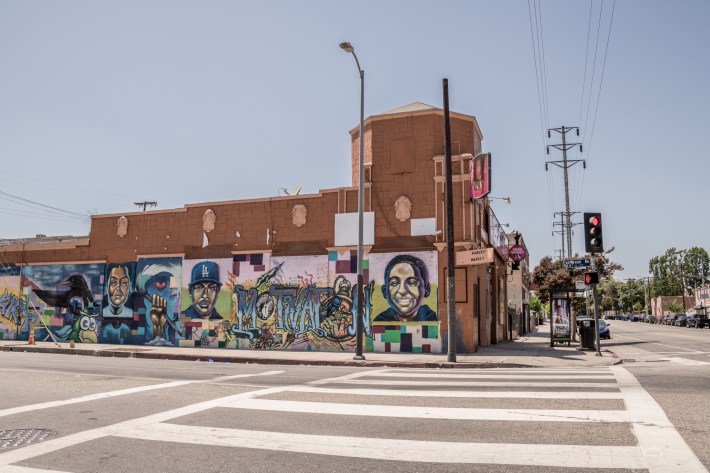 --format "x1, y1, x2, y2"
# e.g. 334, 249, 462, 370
647, 315, 656, 323
599, 320, 611, 339
687, 316, 710, 328
674, 316, 688, 327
